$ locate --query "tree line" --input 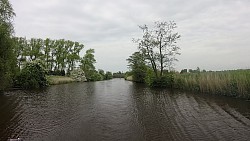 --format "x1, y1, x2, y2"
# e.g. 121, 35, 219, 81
13, 37, 84, 73
0, 0, 17, 91
0, 0, 115, 91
